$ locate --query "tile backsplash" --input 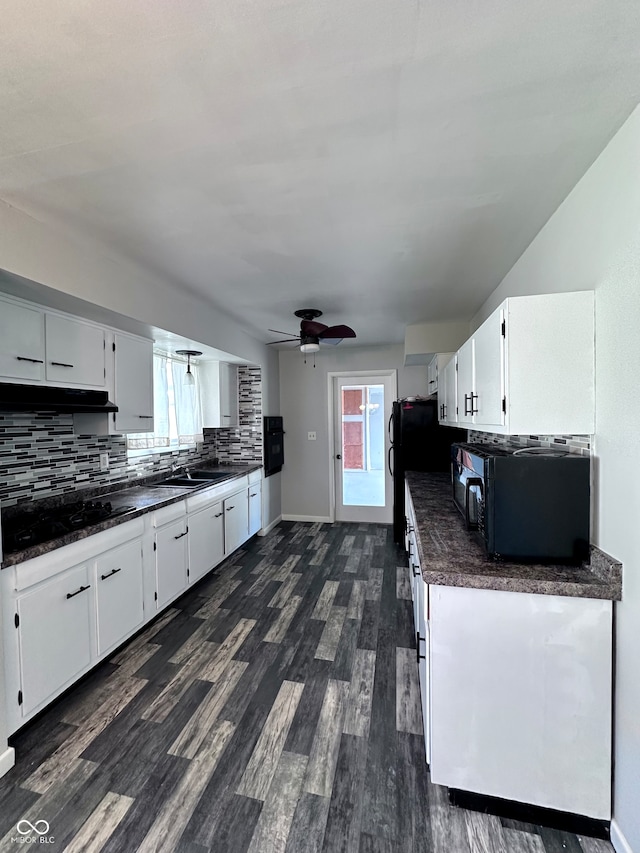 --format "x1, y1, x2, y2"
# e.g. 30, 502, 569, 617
0, 365, 264, 508
468, 431, 591, 456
